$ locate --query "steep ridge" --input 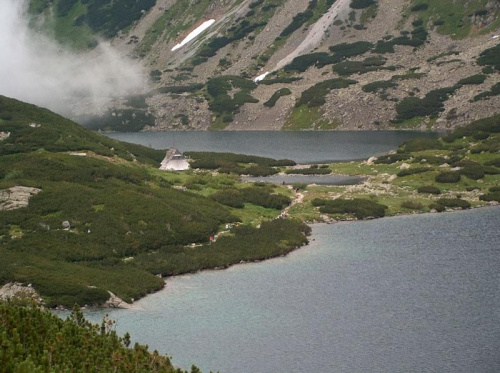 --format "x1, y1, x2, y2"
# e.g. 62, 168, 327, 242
30, 0, 500, 131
